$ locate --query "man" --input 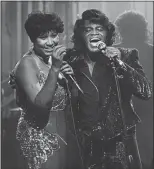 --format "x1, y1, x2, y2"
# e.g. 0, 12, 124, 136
114, 10, 153, 168
66, 9, 152, 169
